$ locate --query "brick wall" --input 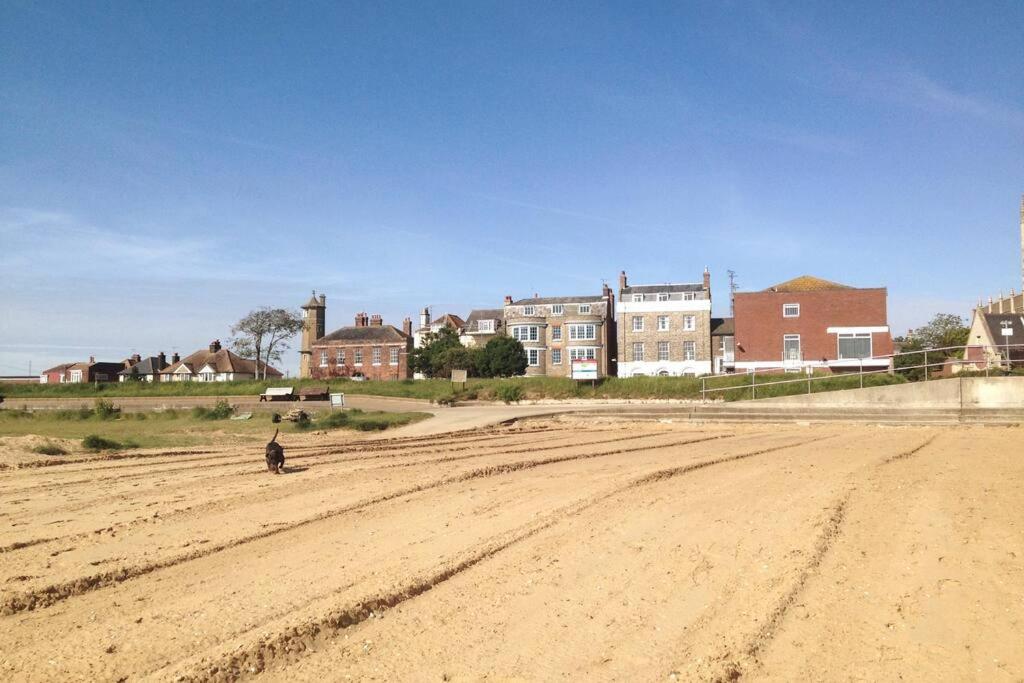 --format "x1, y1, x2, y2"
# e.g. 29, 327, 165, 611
309, 342, 412, 381
734, 288, 893, 364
